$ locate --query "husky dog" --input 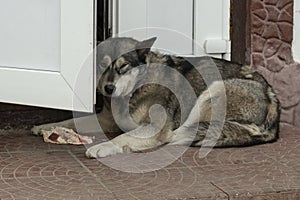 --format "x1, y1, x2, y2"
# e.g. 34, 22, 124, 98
32, 37, 280, 158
